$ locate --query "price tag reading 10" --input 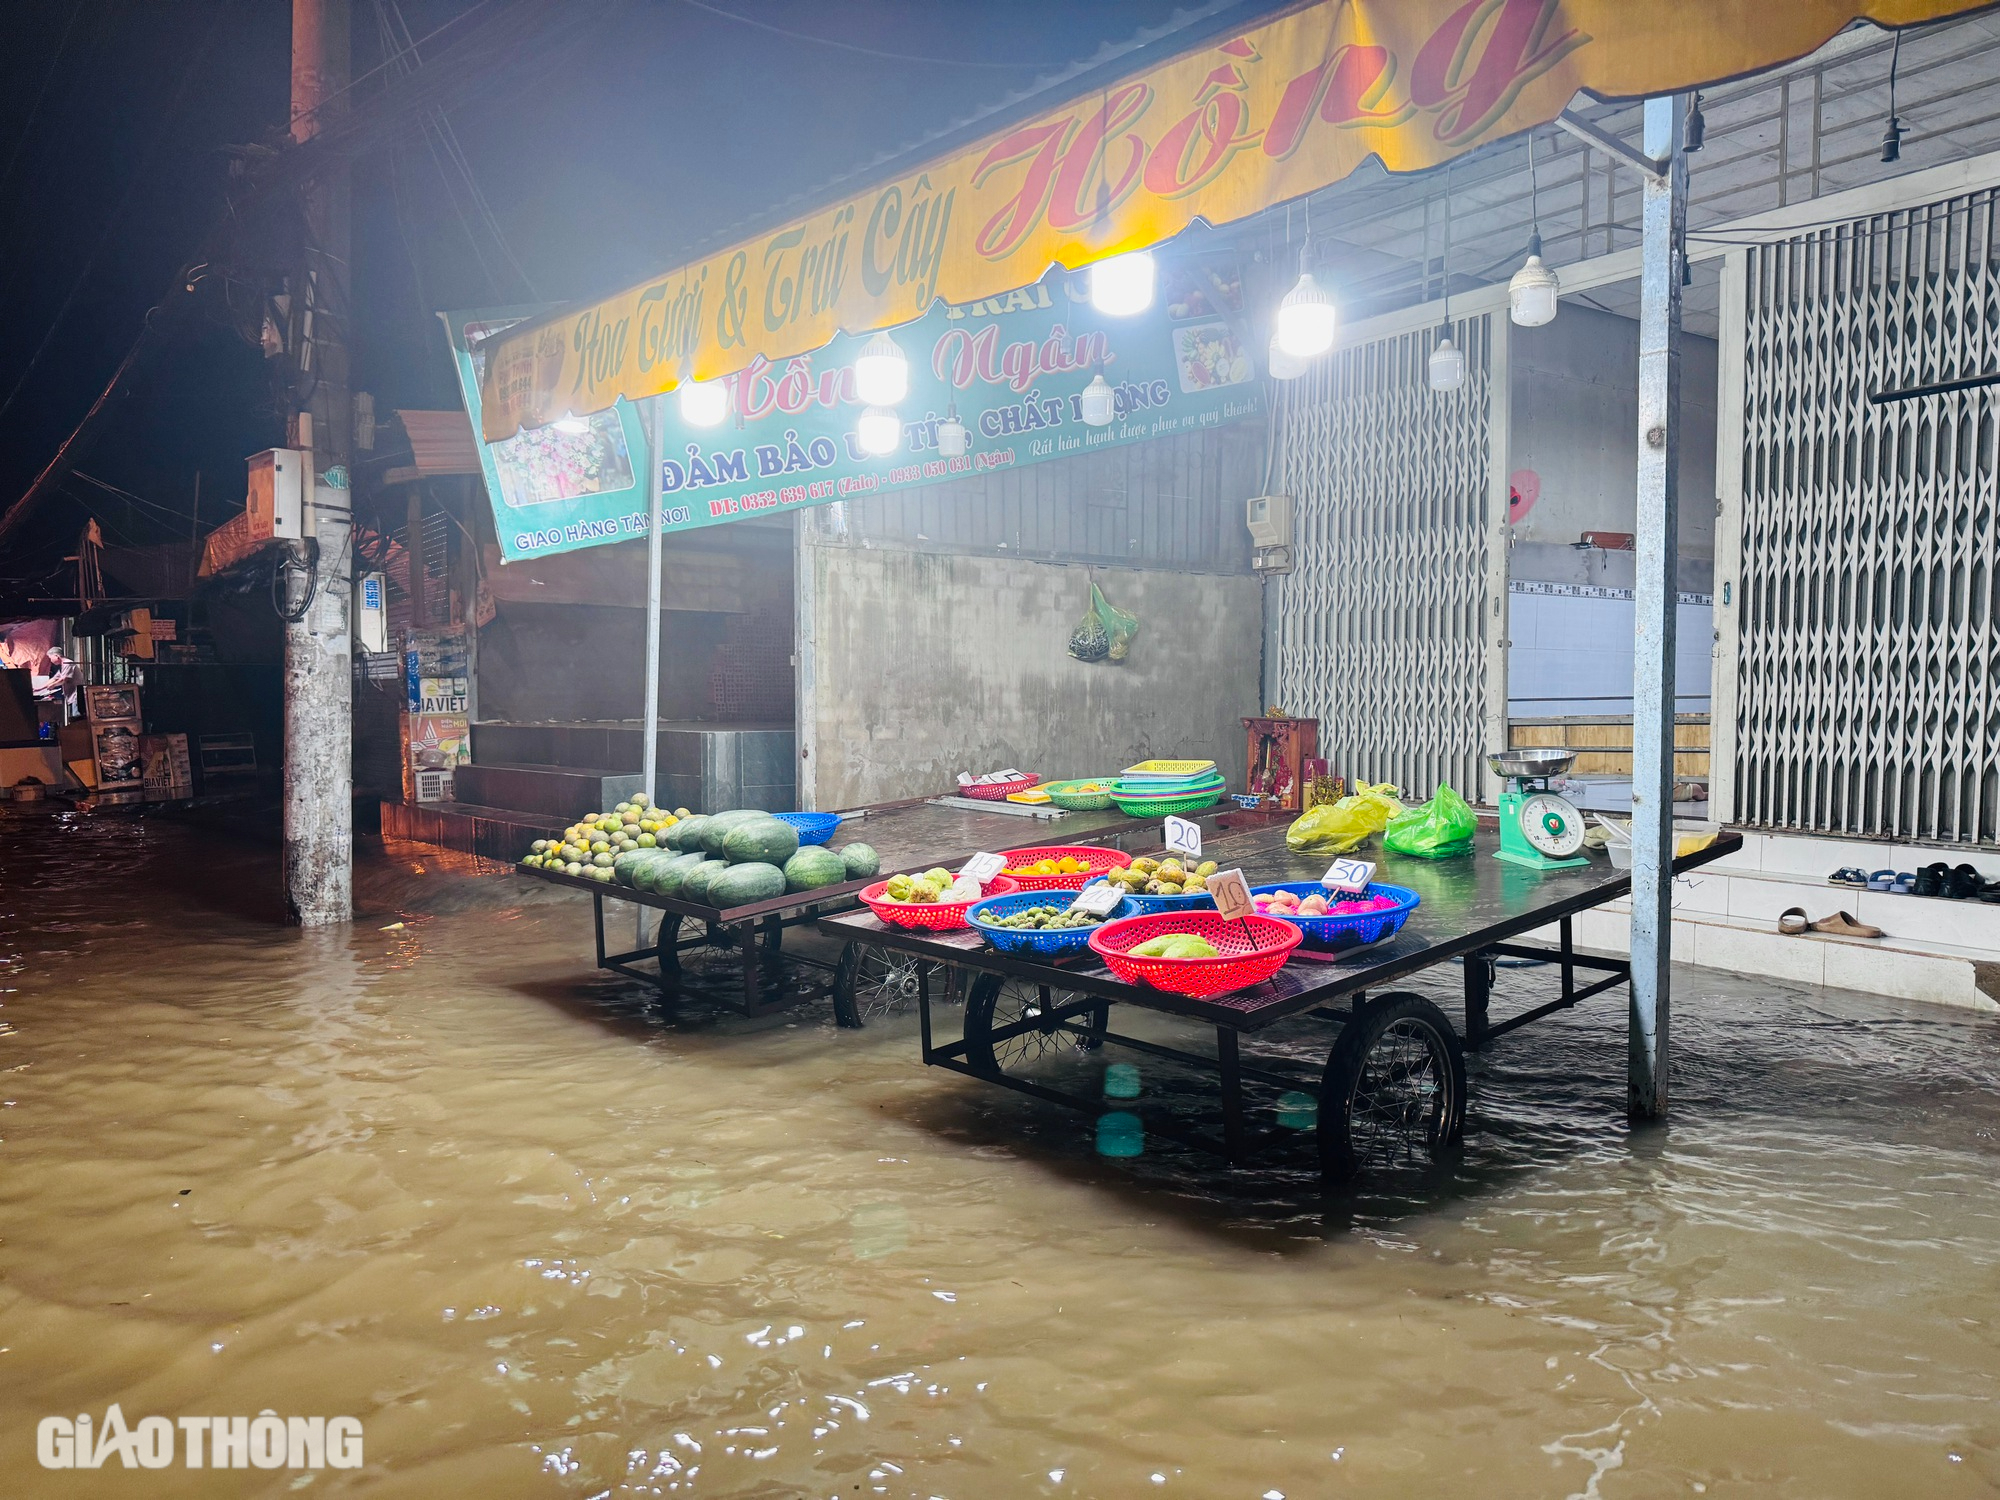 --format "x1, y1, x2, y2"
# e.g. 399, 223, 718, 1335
1163, 816, 1203, 859
1208, 868, 1254, 921
959, 851, 1005, 883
